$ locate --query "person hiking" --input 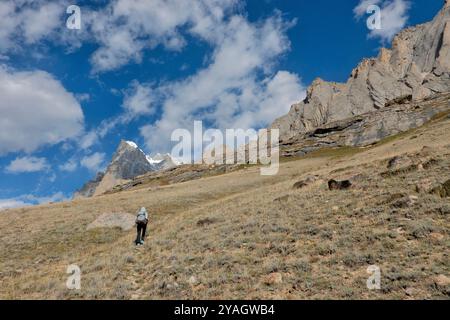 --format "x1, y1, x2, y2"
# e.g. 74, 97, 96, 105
135, 207, 148, 245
